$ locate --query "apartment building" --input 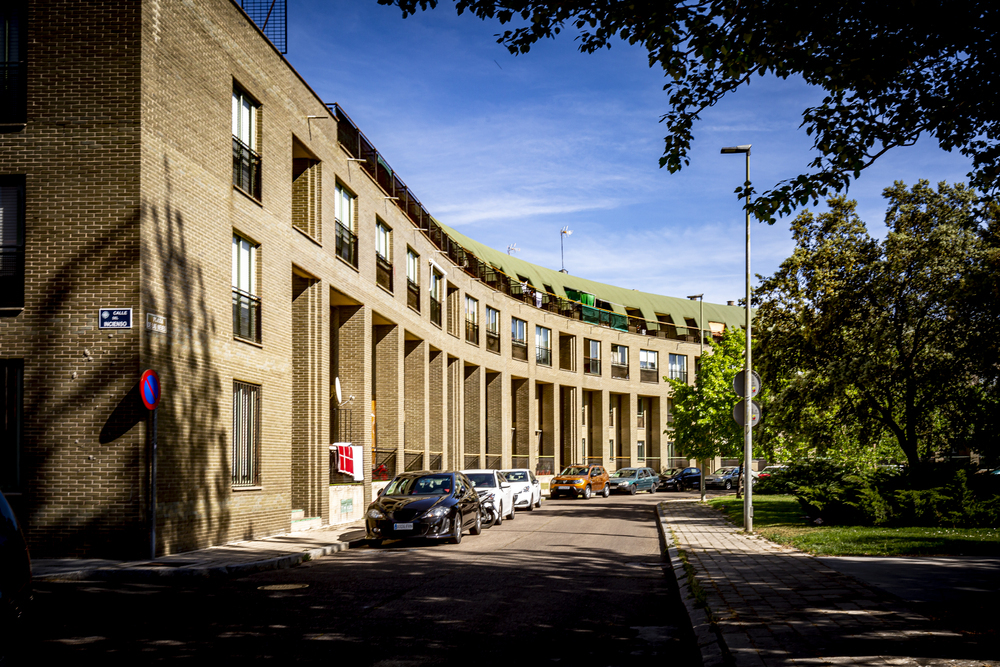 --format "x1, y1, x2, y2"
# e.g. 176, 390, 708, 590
0, 0, 746, 558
